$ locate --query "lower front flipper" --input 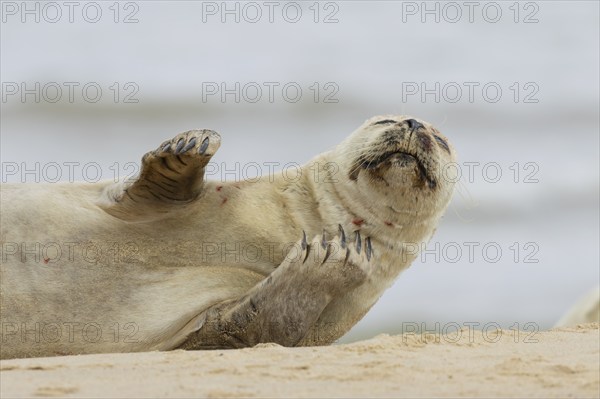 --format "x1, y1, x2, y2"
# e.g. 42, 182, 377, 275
178, 227, 374, 349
